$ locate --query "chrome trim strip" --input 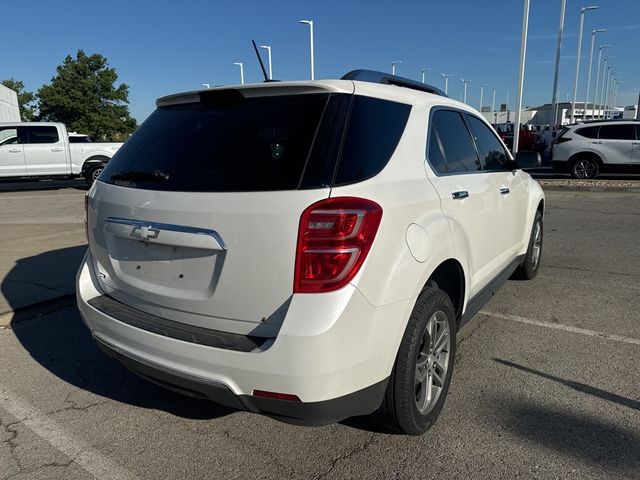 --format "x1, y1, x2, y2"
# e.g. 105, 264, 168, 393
105, 216, 226, 250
